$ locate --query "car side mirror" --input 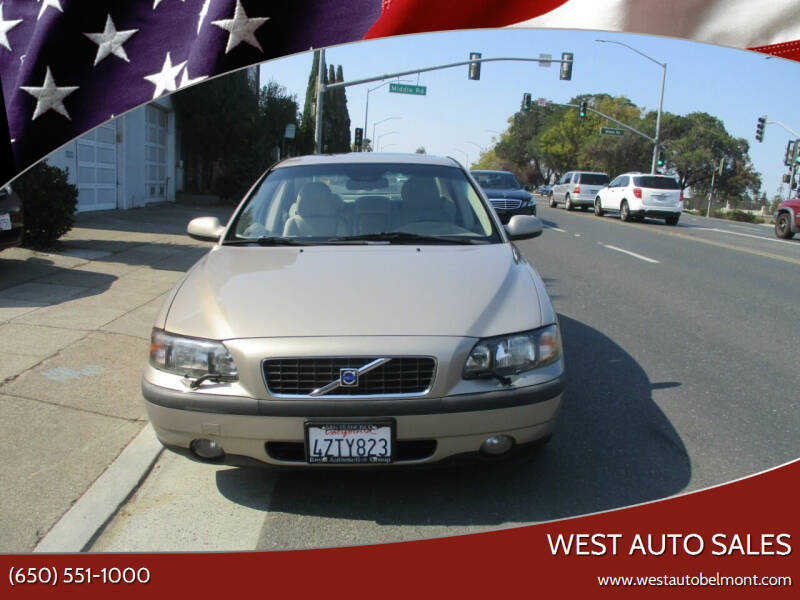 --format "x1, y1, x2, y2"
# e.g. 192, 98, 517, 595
504, 215, 543, 240
187, 216, 225, 242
